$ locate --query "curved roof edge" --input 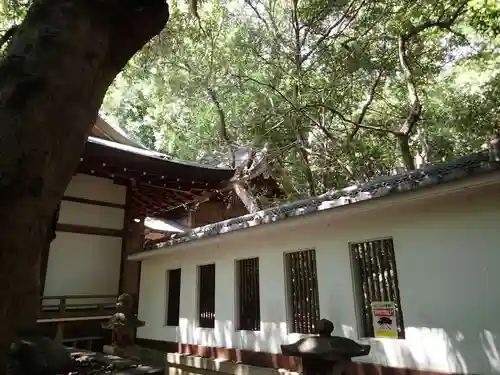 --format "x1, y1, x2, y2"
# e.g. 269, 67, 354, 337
86, 136, 235, 172
133, 151, 500, 256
